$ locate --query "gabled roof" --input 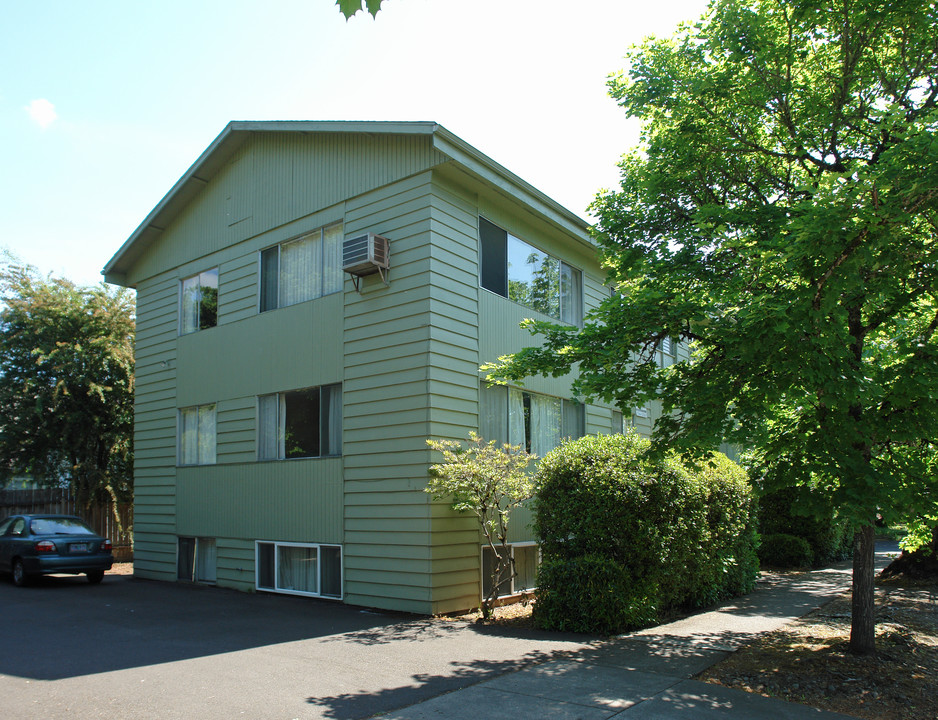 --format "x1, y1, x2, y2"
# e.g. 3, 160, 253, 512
103, 121, 592, 285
